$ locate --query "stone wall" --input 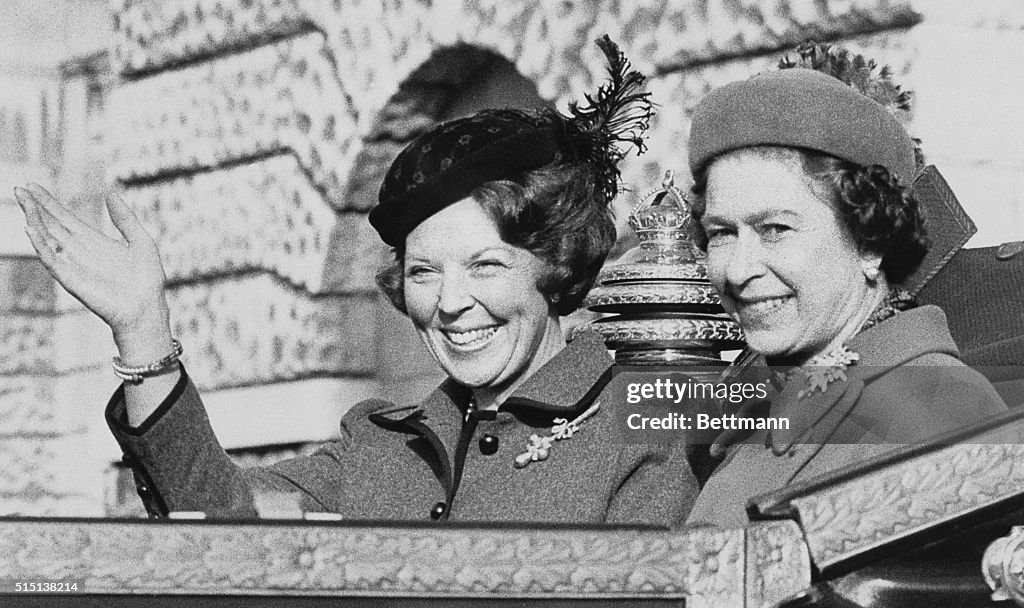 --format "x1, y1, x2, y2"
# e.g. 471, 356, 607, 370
0, 51, 117, 515
104, 0, 925, 395
2, 0, 1022, 515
